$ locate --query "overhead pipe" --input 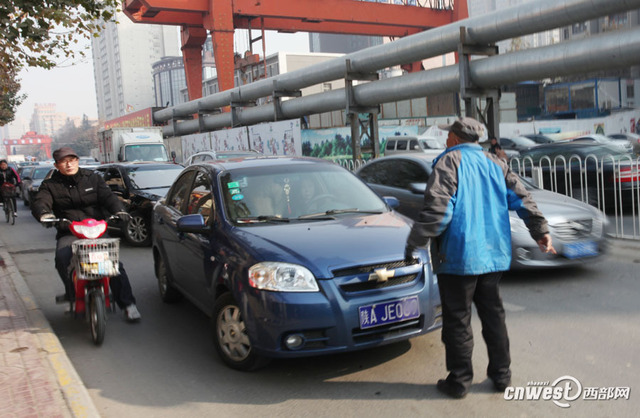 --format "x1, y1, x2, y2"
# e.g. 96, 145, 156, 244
164, 26, 640, 136
156, 0, 640, 127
